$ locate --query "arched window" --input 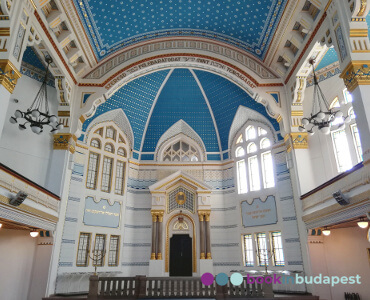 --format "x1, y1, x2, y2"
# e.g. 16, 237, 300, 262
104, 143, 114, 153
247, 142, 257, 154
329, 96, 340, 109
246, 125, 256, 140
162, 140, 200, 162
91, 139, 101, 149
348, 107, 355, 120
86, 124, 129, 195
117, 147, 126, 157
235, 146, 245, 157
260, 138, 271, 149
236, 134, 243, 144
234, 124, 275, 194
